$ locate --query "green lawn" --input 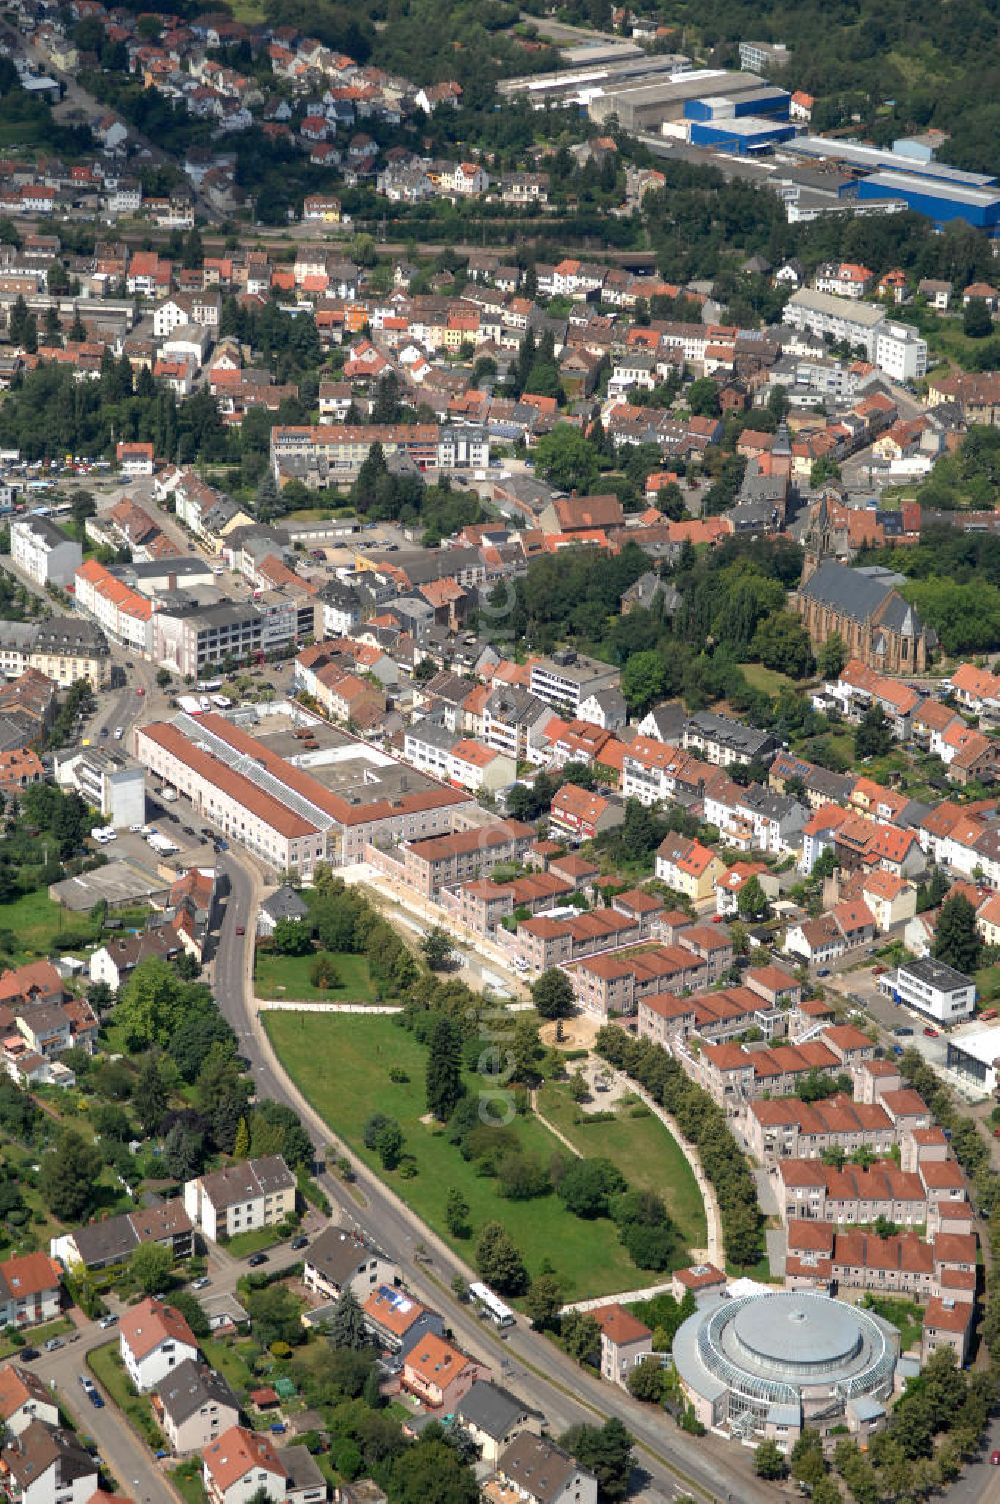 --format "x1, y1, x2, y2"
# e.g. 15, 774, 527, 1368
535, 1083, 706, 1253
0, 889, 101, 963
224, 1225, 286, 1259
741, 663, 796, 696
88, 1342, 164, 1449
265, 1013, 655, 1299
170, 1459, 209, 1504
201, 1336, 256, 1396
860, 1294, 924, 1353
255, 950, 379, 1003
